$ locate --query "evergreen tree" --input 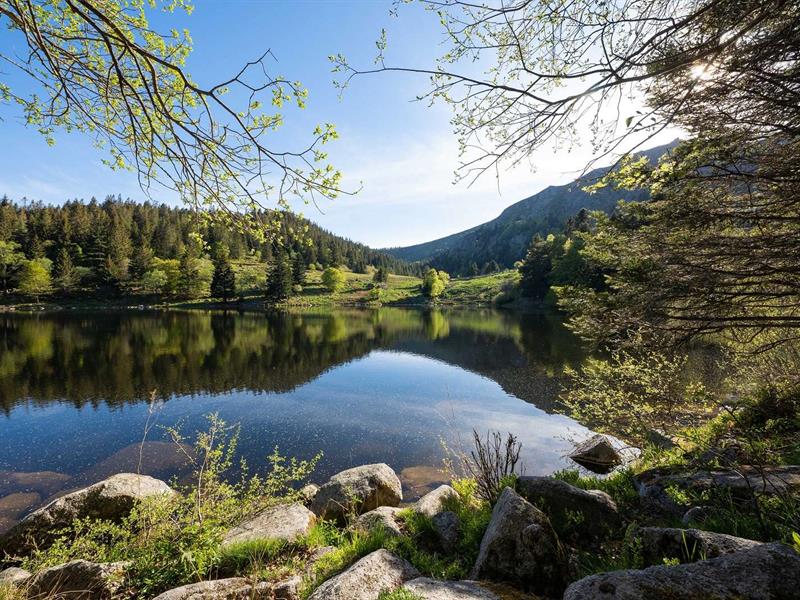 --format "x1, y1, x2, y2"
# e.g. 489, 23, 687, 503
211, 250, 237, 302
373, 267, 389, 284
518, 235, 553, 300
177, 248, 202, 299
266, 252, 293, 302
291, 252, 306, 286
54, 247, 79, 293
